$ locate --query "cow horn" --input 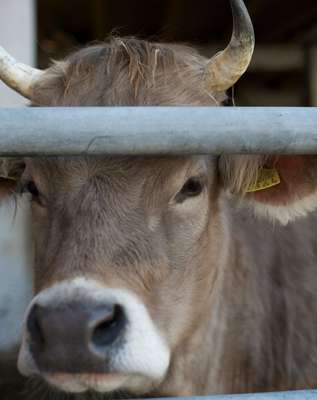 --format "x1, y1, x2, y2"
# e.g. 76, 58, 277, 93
0, 46, 43, 99
205, 0, 255, 92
